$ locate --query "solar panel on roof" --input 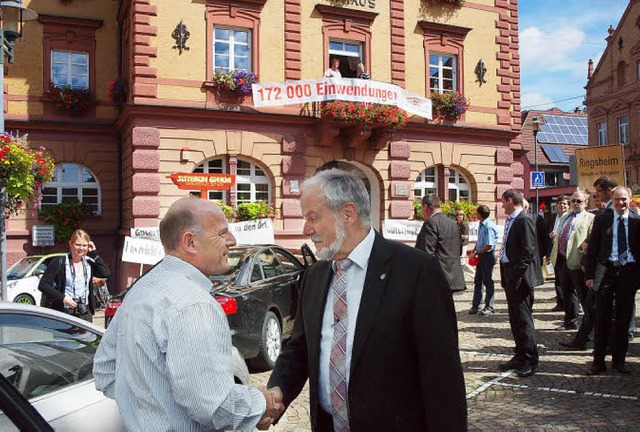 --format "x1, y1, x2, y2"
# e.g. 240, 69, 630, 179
538, 114, 588, 146
541, 145, 570, 163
